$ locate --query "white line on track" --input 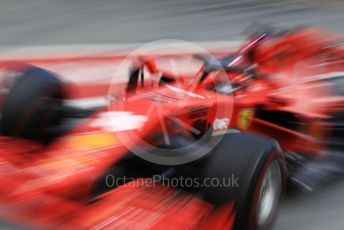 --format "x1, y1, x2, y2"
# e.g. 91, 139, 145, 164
0, 41, 242, 109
